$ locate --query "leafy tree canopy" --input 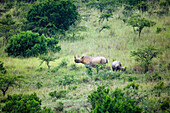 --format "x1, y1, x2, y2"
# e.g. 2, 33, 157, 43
127, 14, 156, 38
26, 0, 80, 37
5, 31, 61, 57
